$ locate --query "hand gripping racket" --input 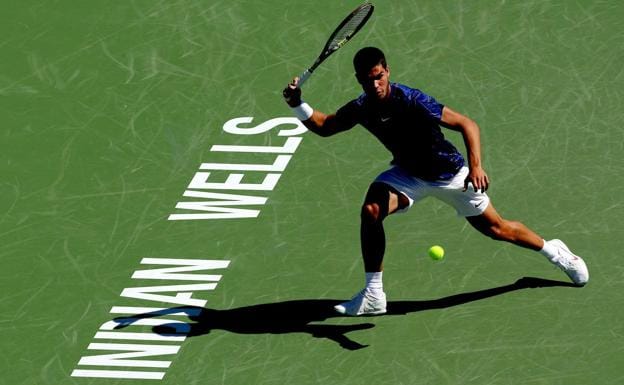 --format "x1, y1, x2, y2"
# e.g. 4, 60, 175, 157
297, 2, 374, 87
